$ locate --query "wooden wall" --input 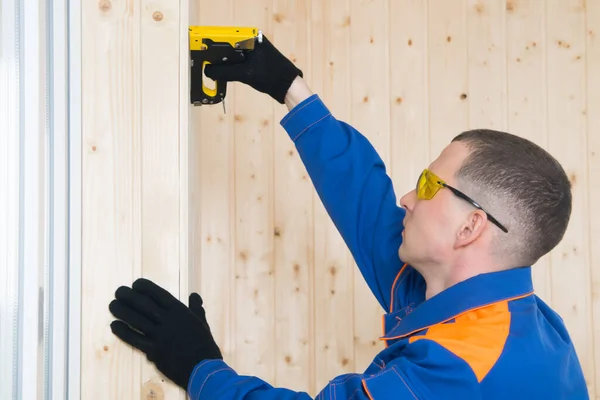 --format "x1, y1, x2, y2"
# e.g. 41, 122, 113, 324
81, 0, 189, 398
81, 0, 599, 398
